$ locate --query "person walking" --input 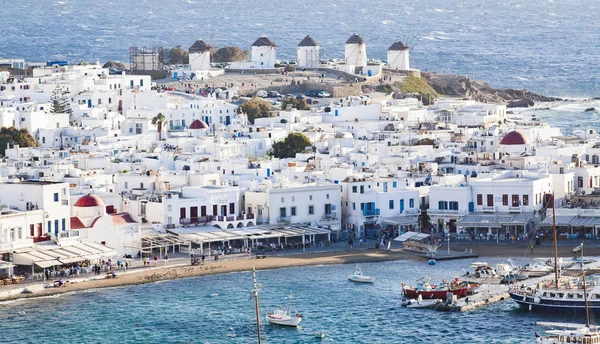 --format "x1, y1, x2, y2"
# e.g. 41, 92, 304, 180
201, 254, 205, 265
